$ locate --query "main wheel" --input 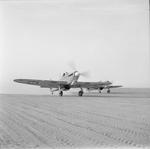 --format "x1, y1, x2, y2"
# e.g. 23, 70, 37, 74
78, 91, 83, 96
107, 89, 110, 93
59, 91, 63, 96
